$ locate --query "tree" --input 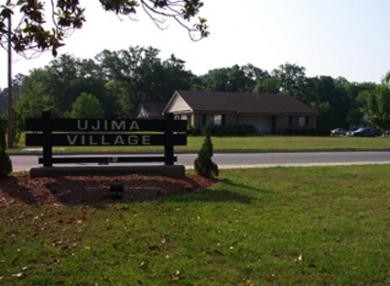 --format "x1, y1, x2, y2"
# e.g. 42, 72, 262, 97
273, 63, 309, 102
0, 1, 208, 56
69, 93, 105, 119
0, 89, 5, 114
194, 128, 218, 178
97, 46, 194, 115
306, 76, 352, 132
16, 54, 116, 118
15, 47, 194, 118
382, 71, 390, 87
359, 86, 390, 130
254, 75, 281, 94
0, 119, 12, 177
198, 65, 258, 92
